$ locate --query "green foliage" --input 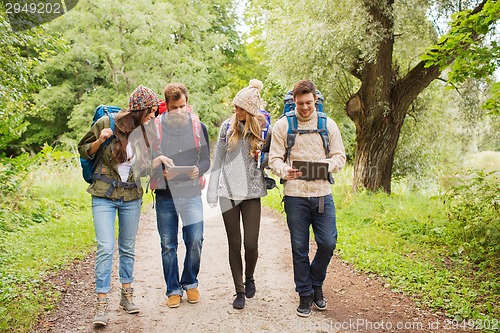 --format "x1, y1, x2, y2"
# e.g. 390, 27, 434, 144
483, 82, 500, 116
0, 148, 94, 332
0, 10, 66, 154
444, 170, 500, 264
421, 0, 500, 82
393, 81, 465, 187
0, 145, 74, 232
18, 0, 246, 148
